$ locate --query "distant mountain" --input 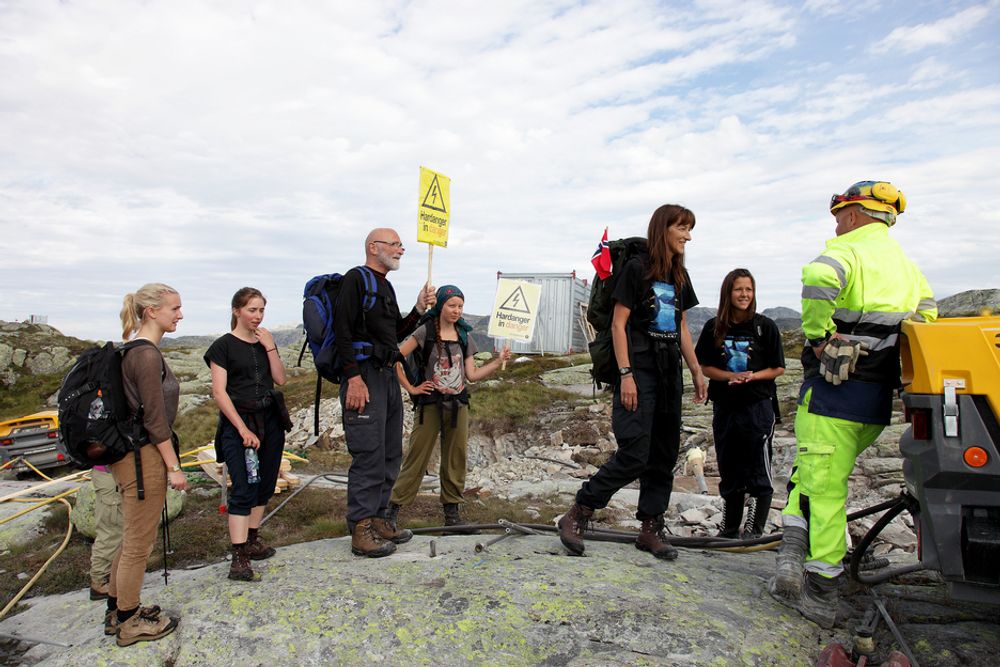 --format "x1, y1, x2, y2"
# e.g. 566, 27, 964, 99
161, 326, 305, 350
762, 306, 800, 321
